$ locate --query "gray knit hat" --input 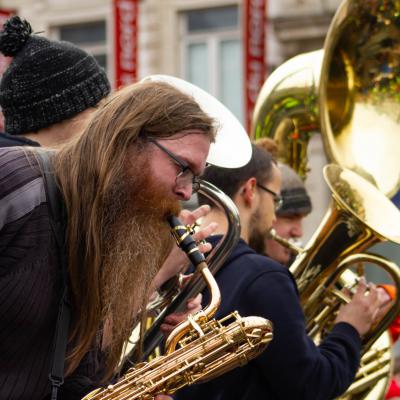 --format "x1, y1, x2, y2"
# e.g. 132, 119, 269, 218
0, 16, 111, 135
277, 163, 312, 216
